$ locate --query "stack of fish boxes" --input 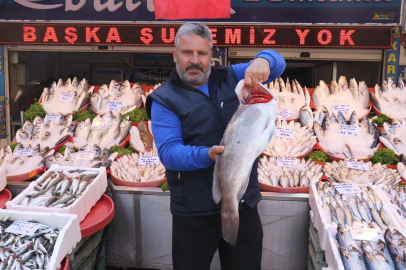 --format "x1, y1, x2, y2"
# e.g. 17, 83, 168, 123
308, 221, 327, 270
